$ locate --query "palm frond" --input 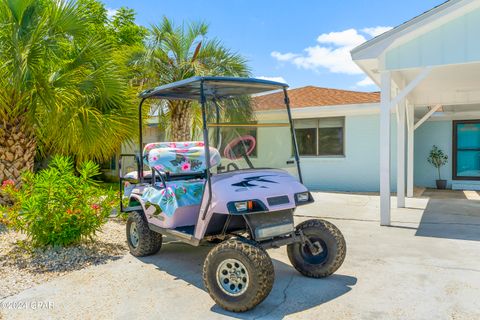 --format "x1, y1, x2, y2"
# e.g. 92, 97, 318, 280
142, 17, 250, 140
